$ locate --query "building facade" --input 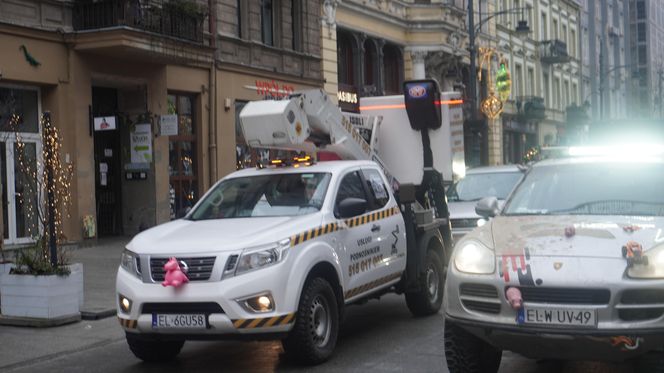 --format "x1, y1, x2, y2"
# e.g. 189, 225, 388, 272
497, 0, 583, 163
627, 0, 664, 119
321, 0, 471, 174
0, 0, 322, 247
